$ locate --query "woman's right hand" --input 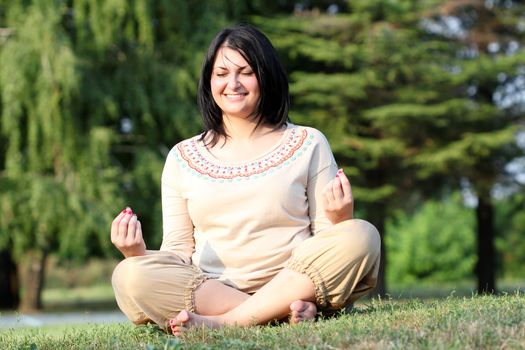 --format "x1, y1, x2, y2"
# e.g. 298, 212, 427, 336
111, 207, 146, 258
